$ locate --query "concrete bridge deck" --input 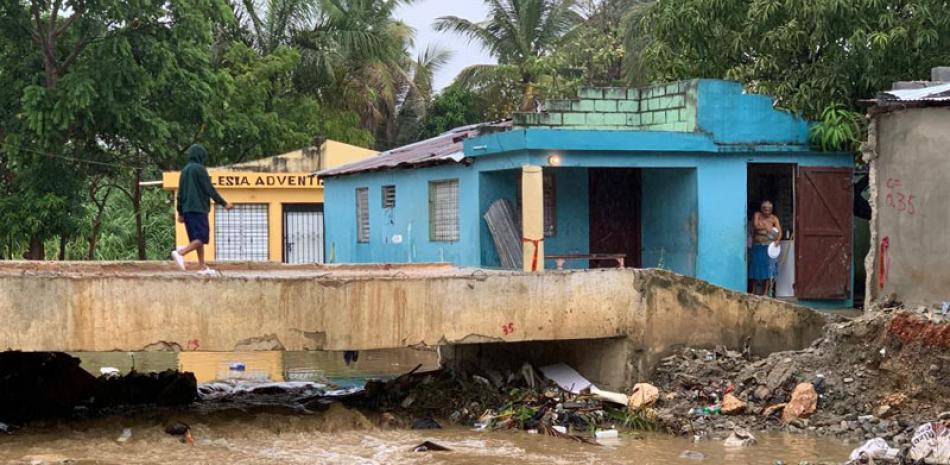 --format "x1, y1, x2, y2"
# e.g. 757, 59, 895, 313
1, 261, 827, 359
